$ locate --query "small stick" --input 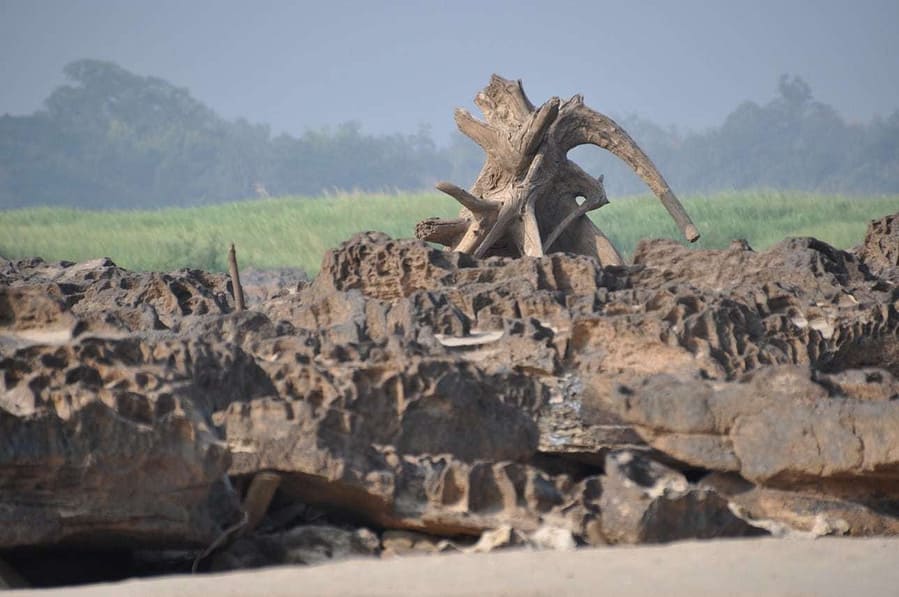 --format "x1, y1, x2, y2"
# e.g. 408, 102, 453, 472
228, 243, 245, 312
